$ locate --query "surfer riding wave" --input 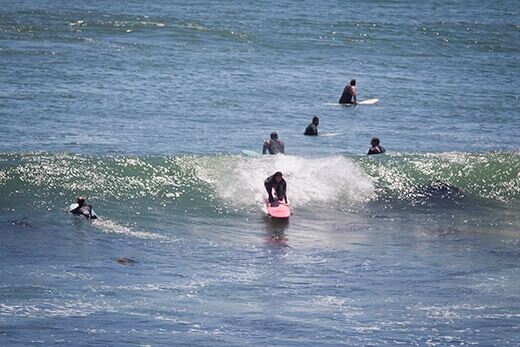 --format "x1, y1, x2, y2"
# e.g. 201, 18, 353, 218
264, 171, 287, 207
